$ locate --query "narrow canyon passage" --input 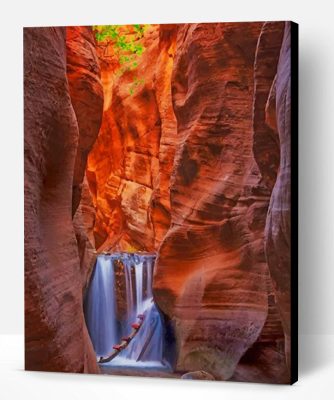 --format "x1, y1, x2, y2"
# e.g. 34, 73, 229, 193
24, 22, 293, 383
84, 253, 169, 371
